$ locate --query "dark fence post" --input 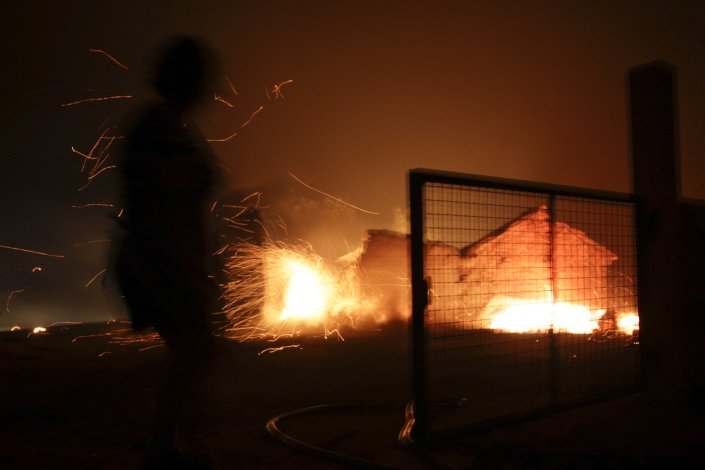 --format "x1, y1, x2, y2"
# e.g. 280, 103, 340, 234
409, 170, 428, 444
629, 61, 705, 403
628, 62, 680, 391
